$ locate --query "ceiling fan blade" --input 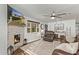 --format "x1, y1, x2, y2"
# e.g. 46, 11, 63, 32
56, 16, 62, 18
43, 15, 50, 17
56, 13, 71, 16
56, 13, 66, 16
